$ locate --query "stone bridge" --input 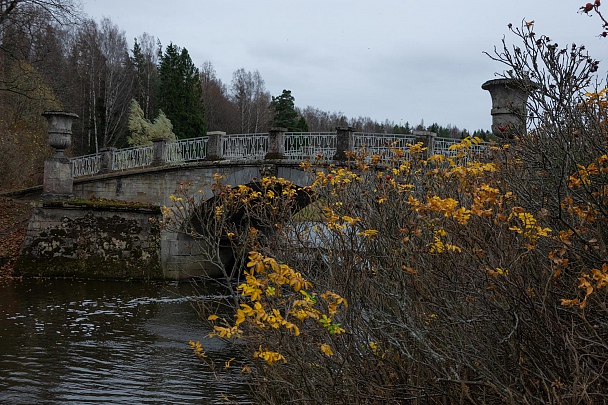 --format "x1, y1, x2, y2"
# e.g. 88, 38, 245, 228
66, 128, 487, 206
13, 78, 532, 280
